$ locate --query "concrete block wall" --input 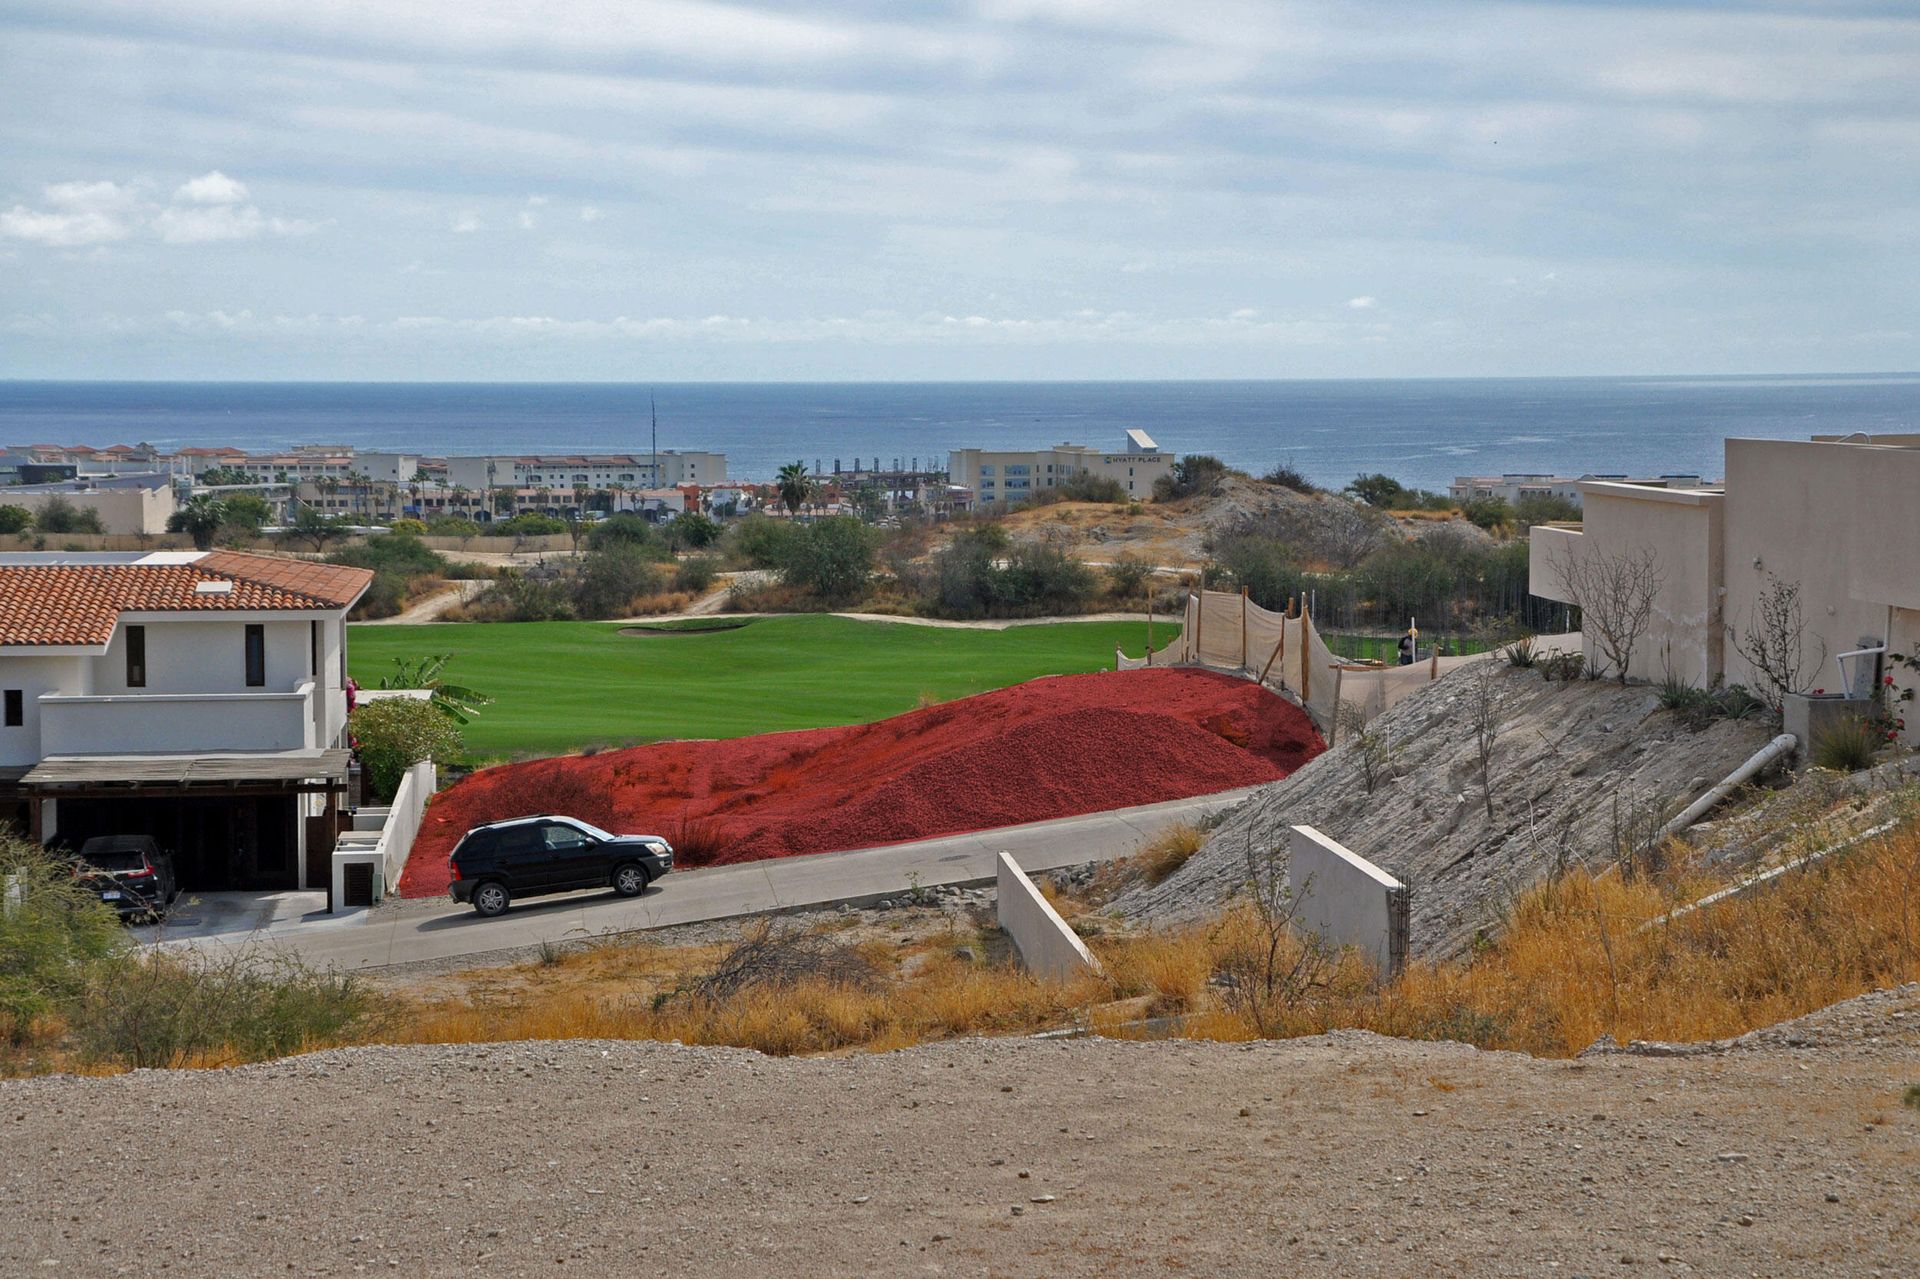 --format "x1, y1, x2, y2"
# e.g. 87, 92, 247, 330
1287, 826, 1409, 979
996, 851, 1102, 982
